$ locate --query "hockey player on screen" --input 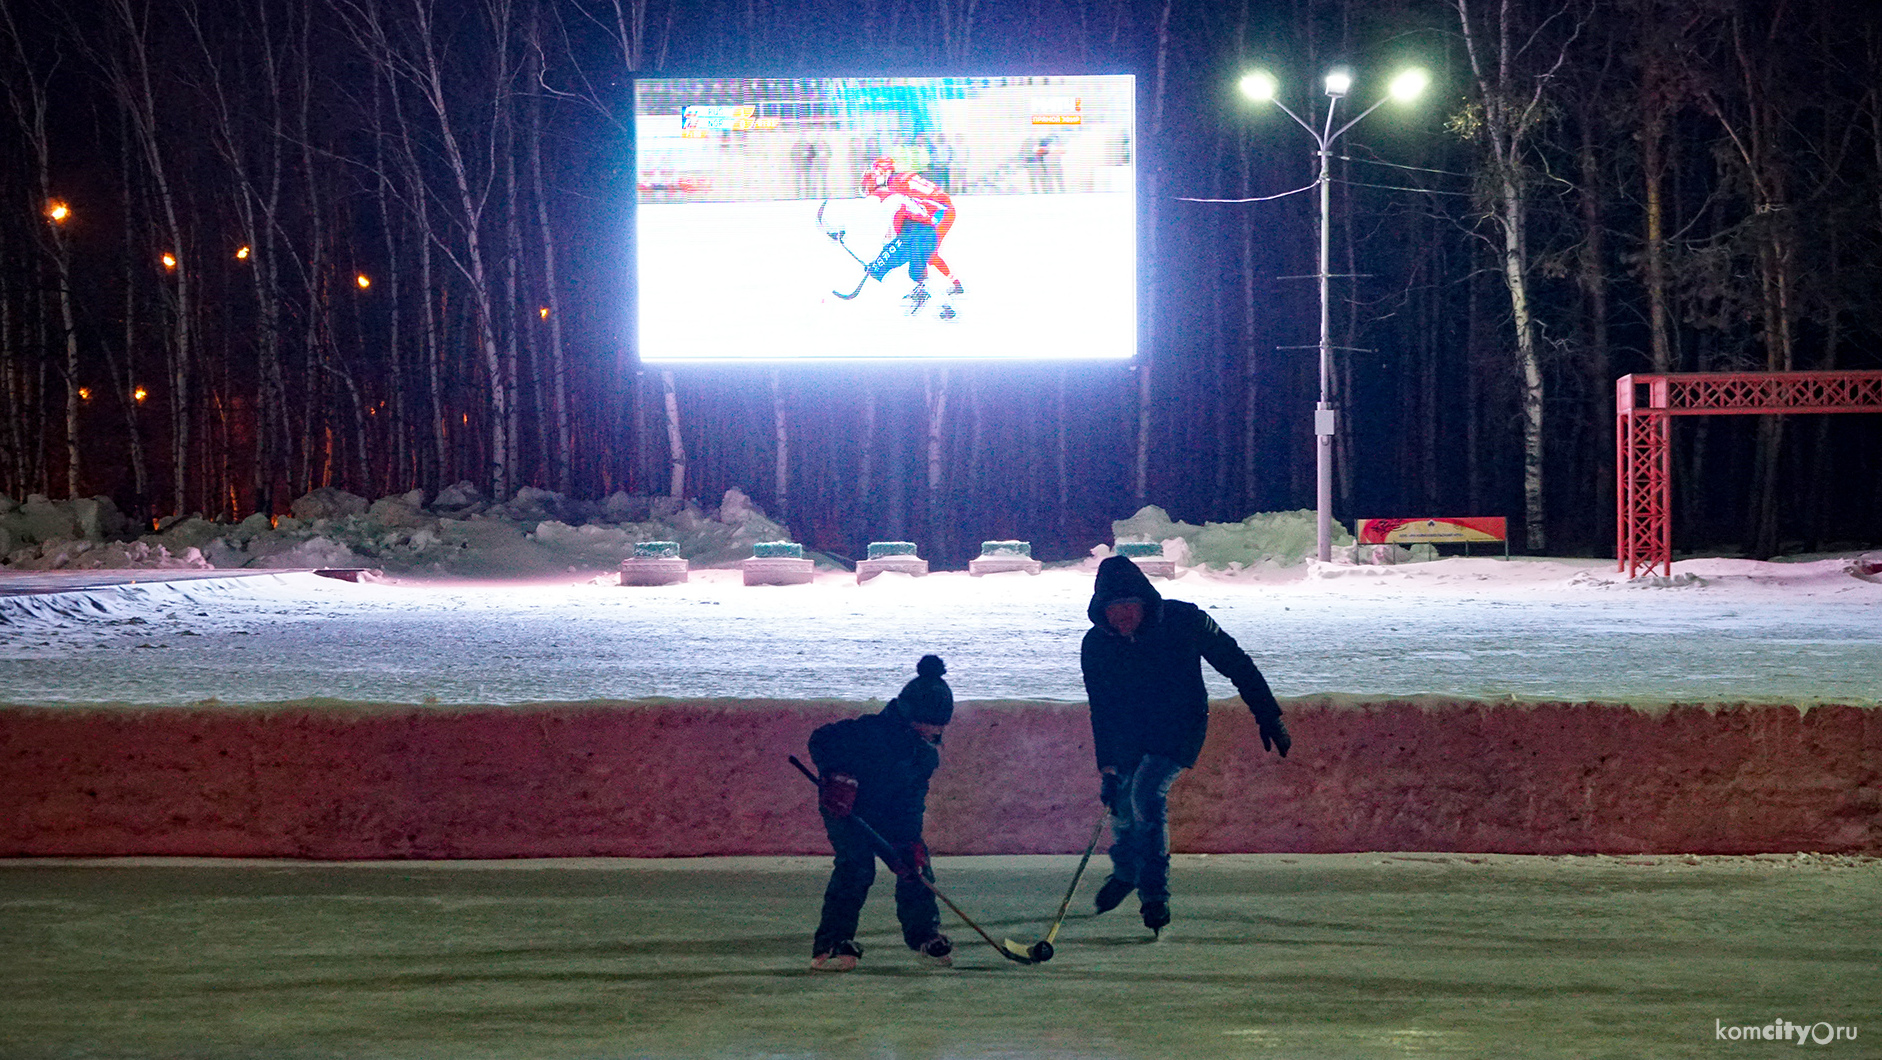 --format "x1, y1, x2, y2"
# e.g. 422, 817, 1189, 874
859, 156, 962, 317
